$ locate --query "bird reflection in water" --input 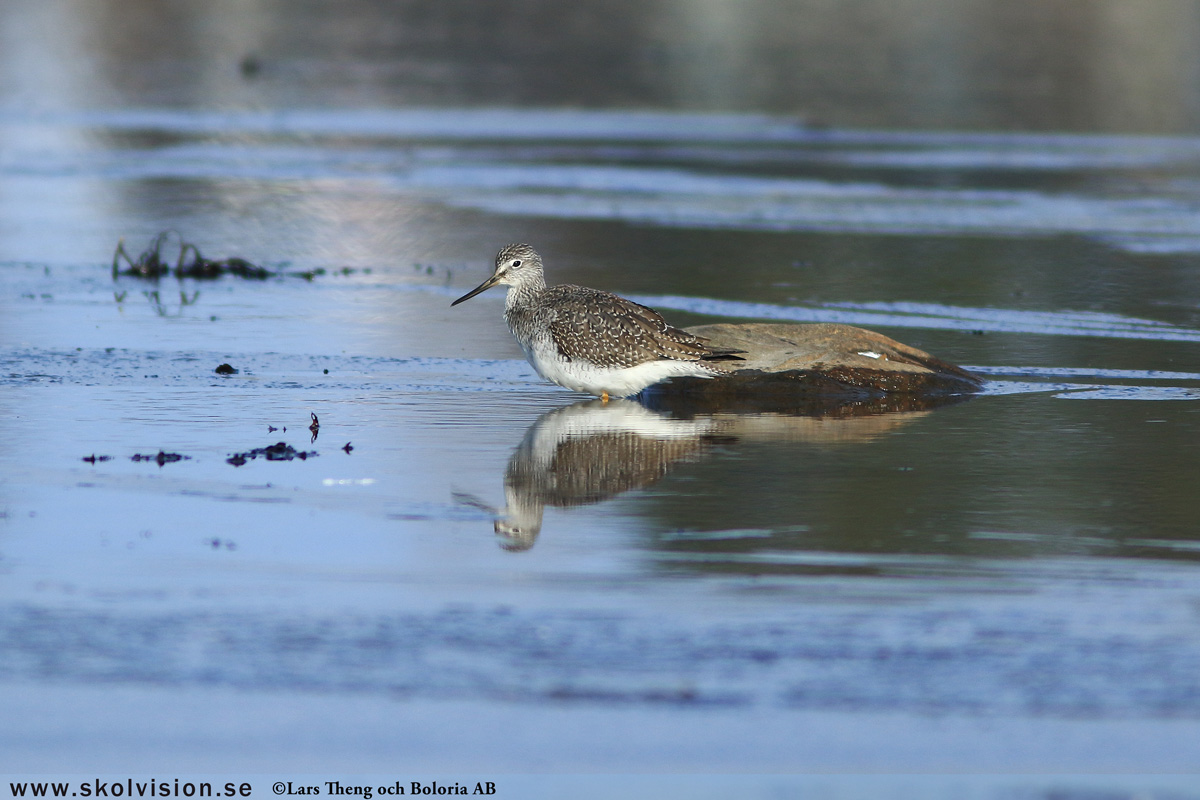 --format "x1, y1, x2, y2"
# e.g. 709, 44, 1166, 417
456, 399, 722, 551
455, 392, 960, 551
